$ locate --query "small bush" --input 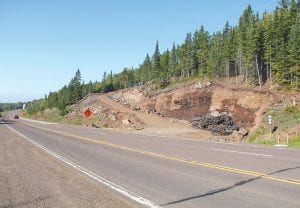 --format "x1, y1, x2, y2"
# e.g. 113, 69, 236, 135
285, 105, 299, 113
